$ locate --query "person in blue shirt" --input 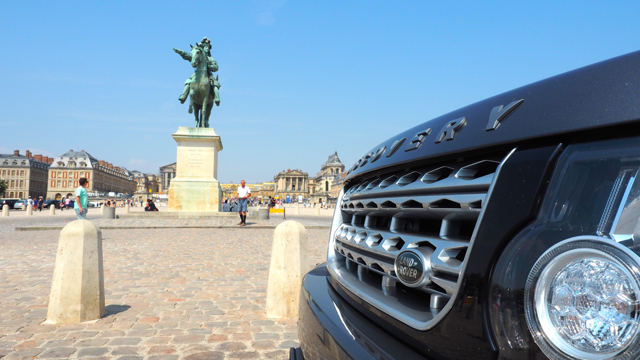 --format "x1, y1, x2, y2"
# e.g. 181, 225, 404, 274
74, 178, 89, 220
